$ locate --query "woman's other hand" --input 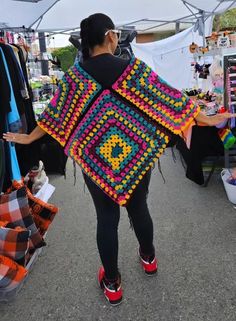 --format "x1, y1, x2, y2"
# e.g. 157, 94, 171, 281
3, 125, 46, 144
195, 111, 236, 126
207, 112, 236, 126
3, 132, 31, 144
